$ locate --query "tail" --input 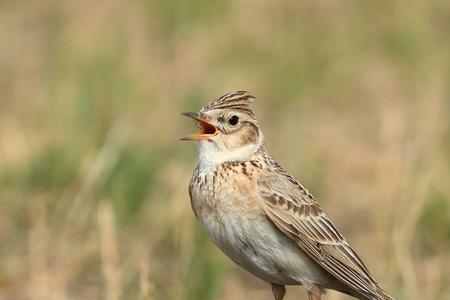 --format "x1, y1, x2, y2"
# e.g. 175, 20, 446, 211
377, 286, 395, 300
347, 284, 394, 300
